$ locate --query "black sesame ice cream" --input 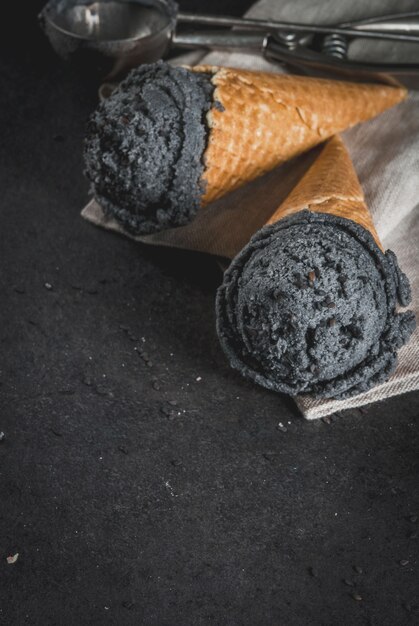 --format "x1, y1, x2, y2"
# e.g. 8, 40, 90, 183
216, 211, 415, 399
84, 62, 214, 234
